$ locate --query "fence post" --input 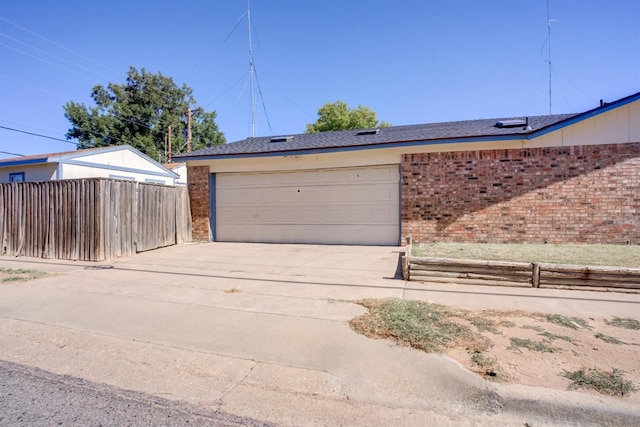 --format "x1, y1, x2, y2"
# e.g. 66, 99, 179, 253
532, 263, 540, 288
403, 236, 412, 281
